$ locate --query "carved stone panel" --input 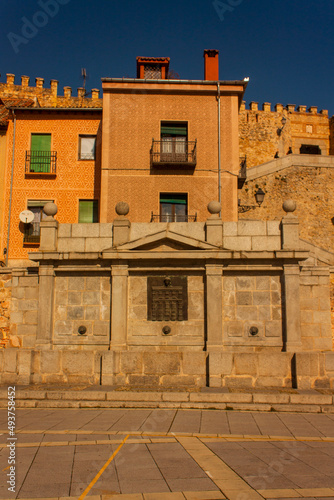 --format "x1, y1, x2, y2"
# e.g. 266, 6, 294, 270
147, 276, 188, 321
